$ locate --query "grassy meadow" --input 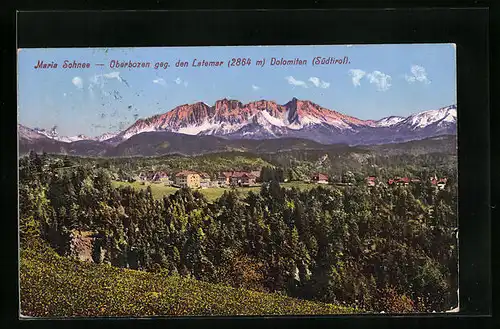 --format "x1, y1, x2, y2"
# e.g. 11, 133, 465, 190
111, 180, 335, 202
